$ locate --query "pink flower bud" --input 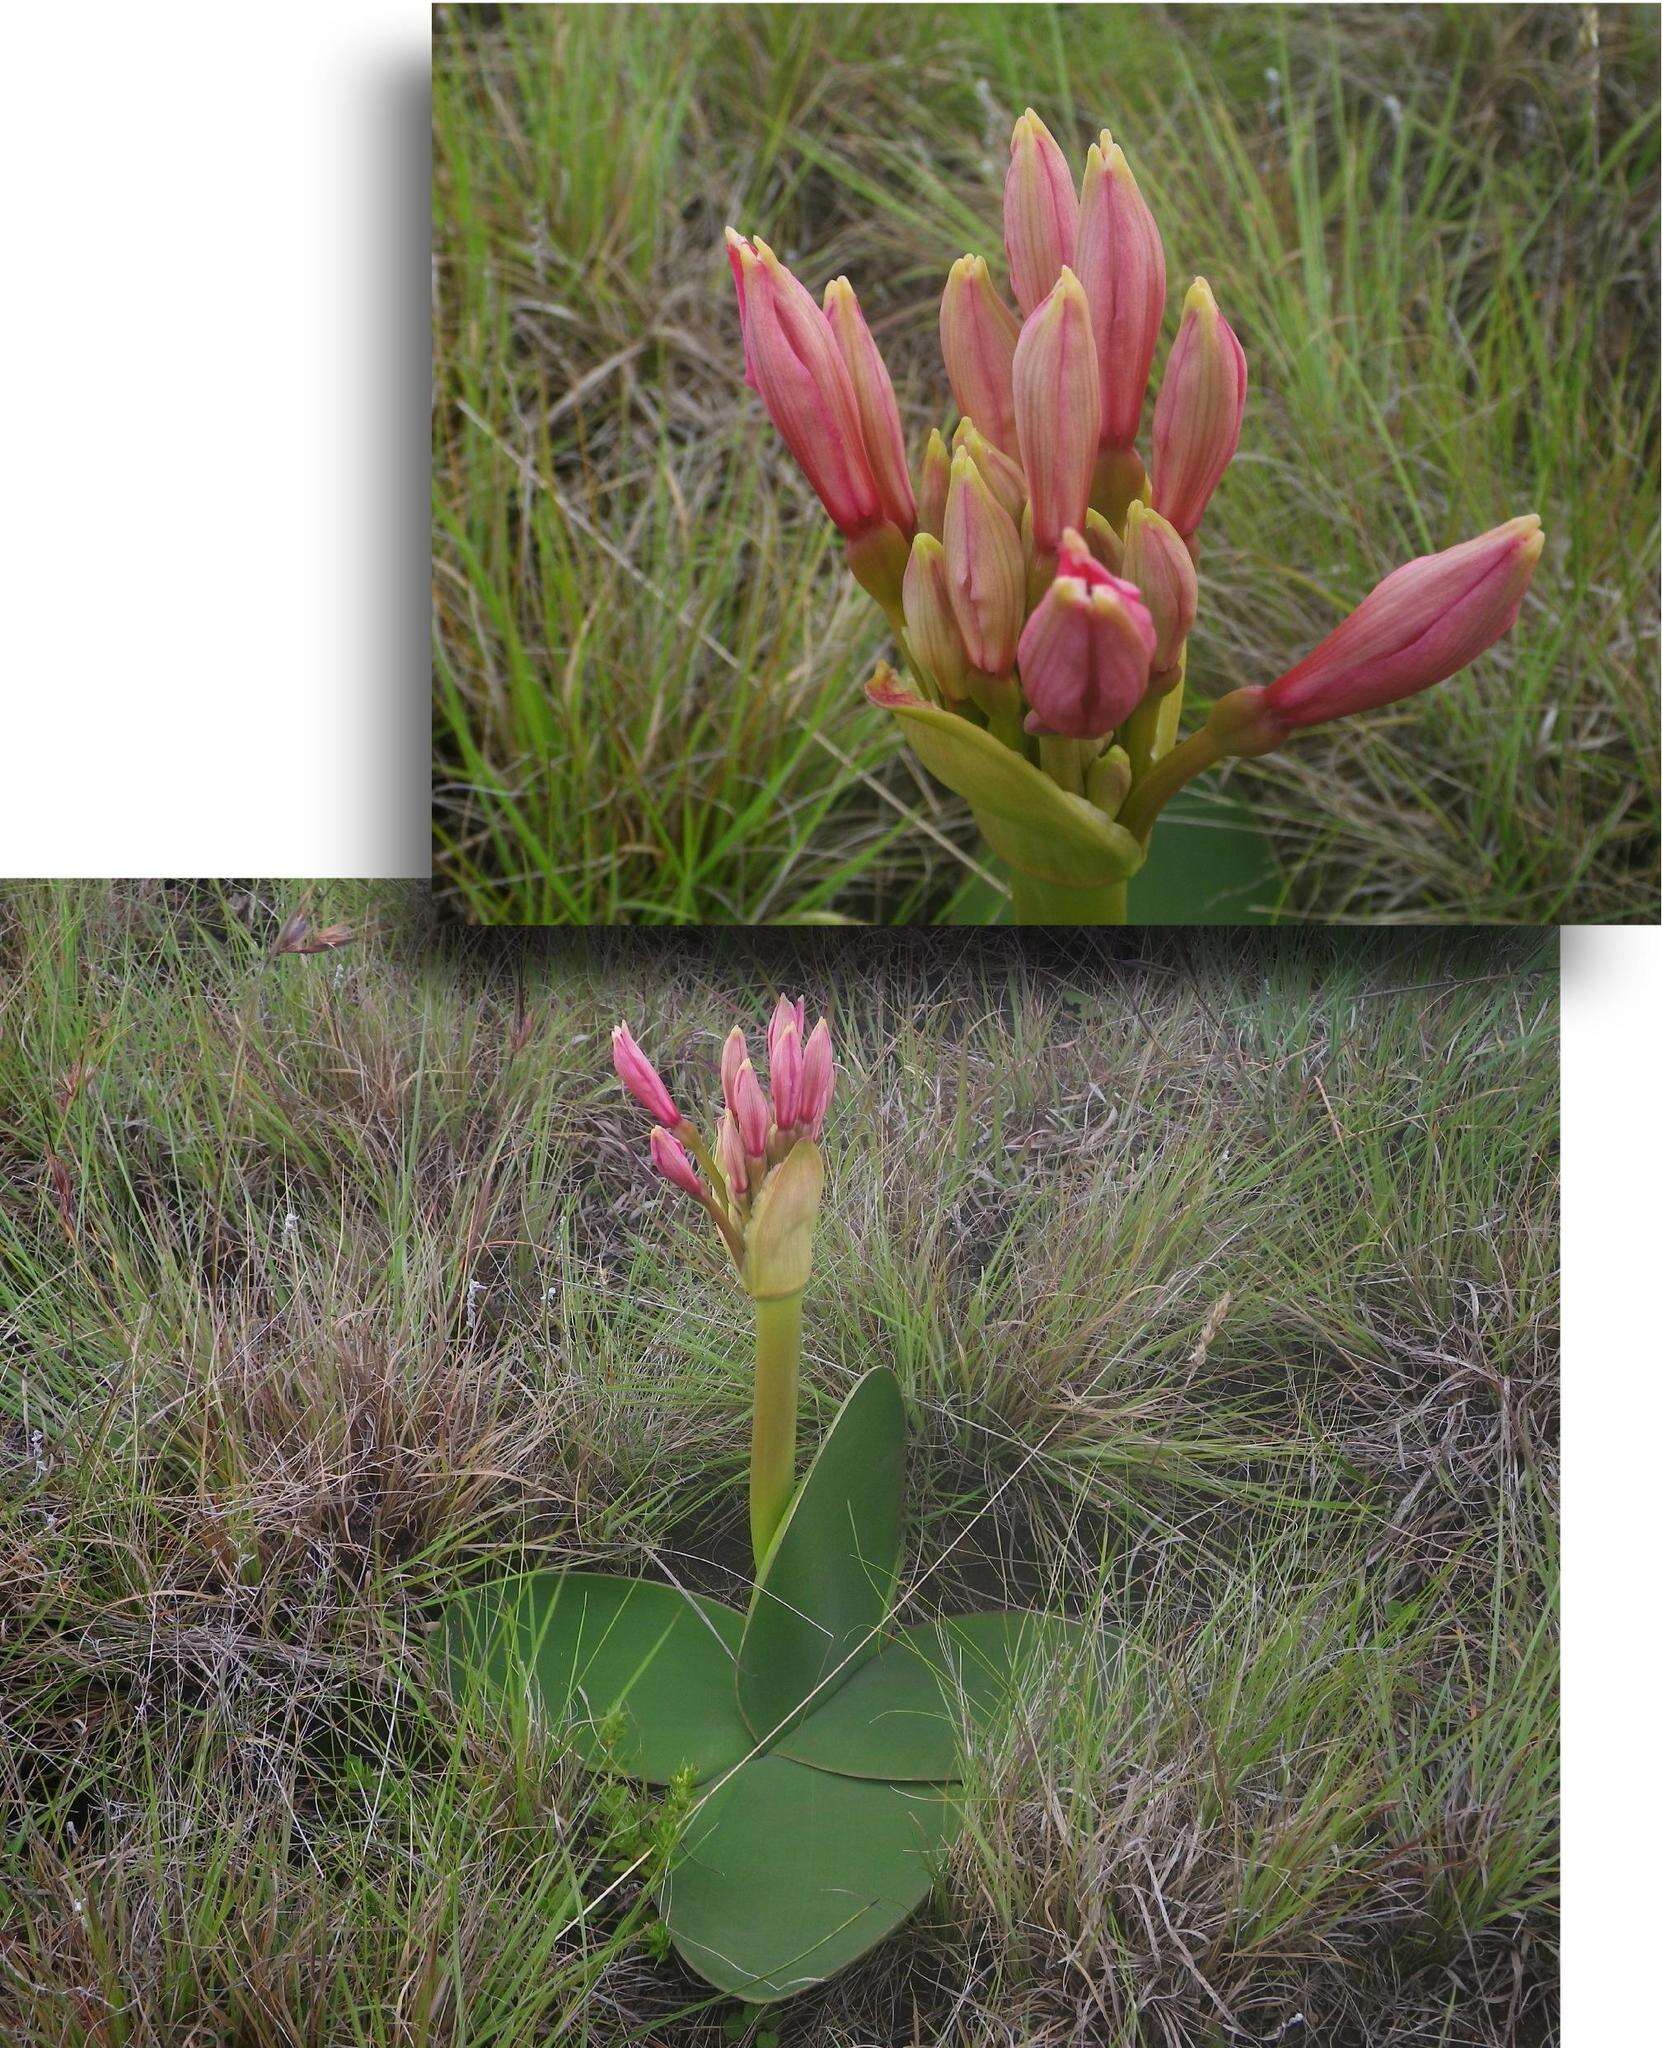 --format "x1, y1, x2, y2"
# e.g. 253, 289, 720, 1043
943, 447, 1026, 676
797, 1020, 834, 1139
1120, 501, 1197, 673
823, 276, 917, 537
1018, 528, 1156, 738
1013, 268, 1100, 555
1075, 133, 1166, 452
765, 996, 806, 1069
613, 1022, 679, 1126
720, 1025, 748, 1114
732, 1057, 771, 1160
770, 1025, 803, 1131
940, 255, 1021, 456
726, 230, 882, 539
715, 1110, 747, 1200
903, 534, 970, 700
917, 429, 952, 540
1003, 109, 1079, 318
952, 419, 1028, 525
1263, 516, 1545, 729
649, 1126, 702, 1201
1151, 278, 1247, 541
